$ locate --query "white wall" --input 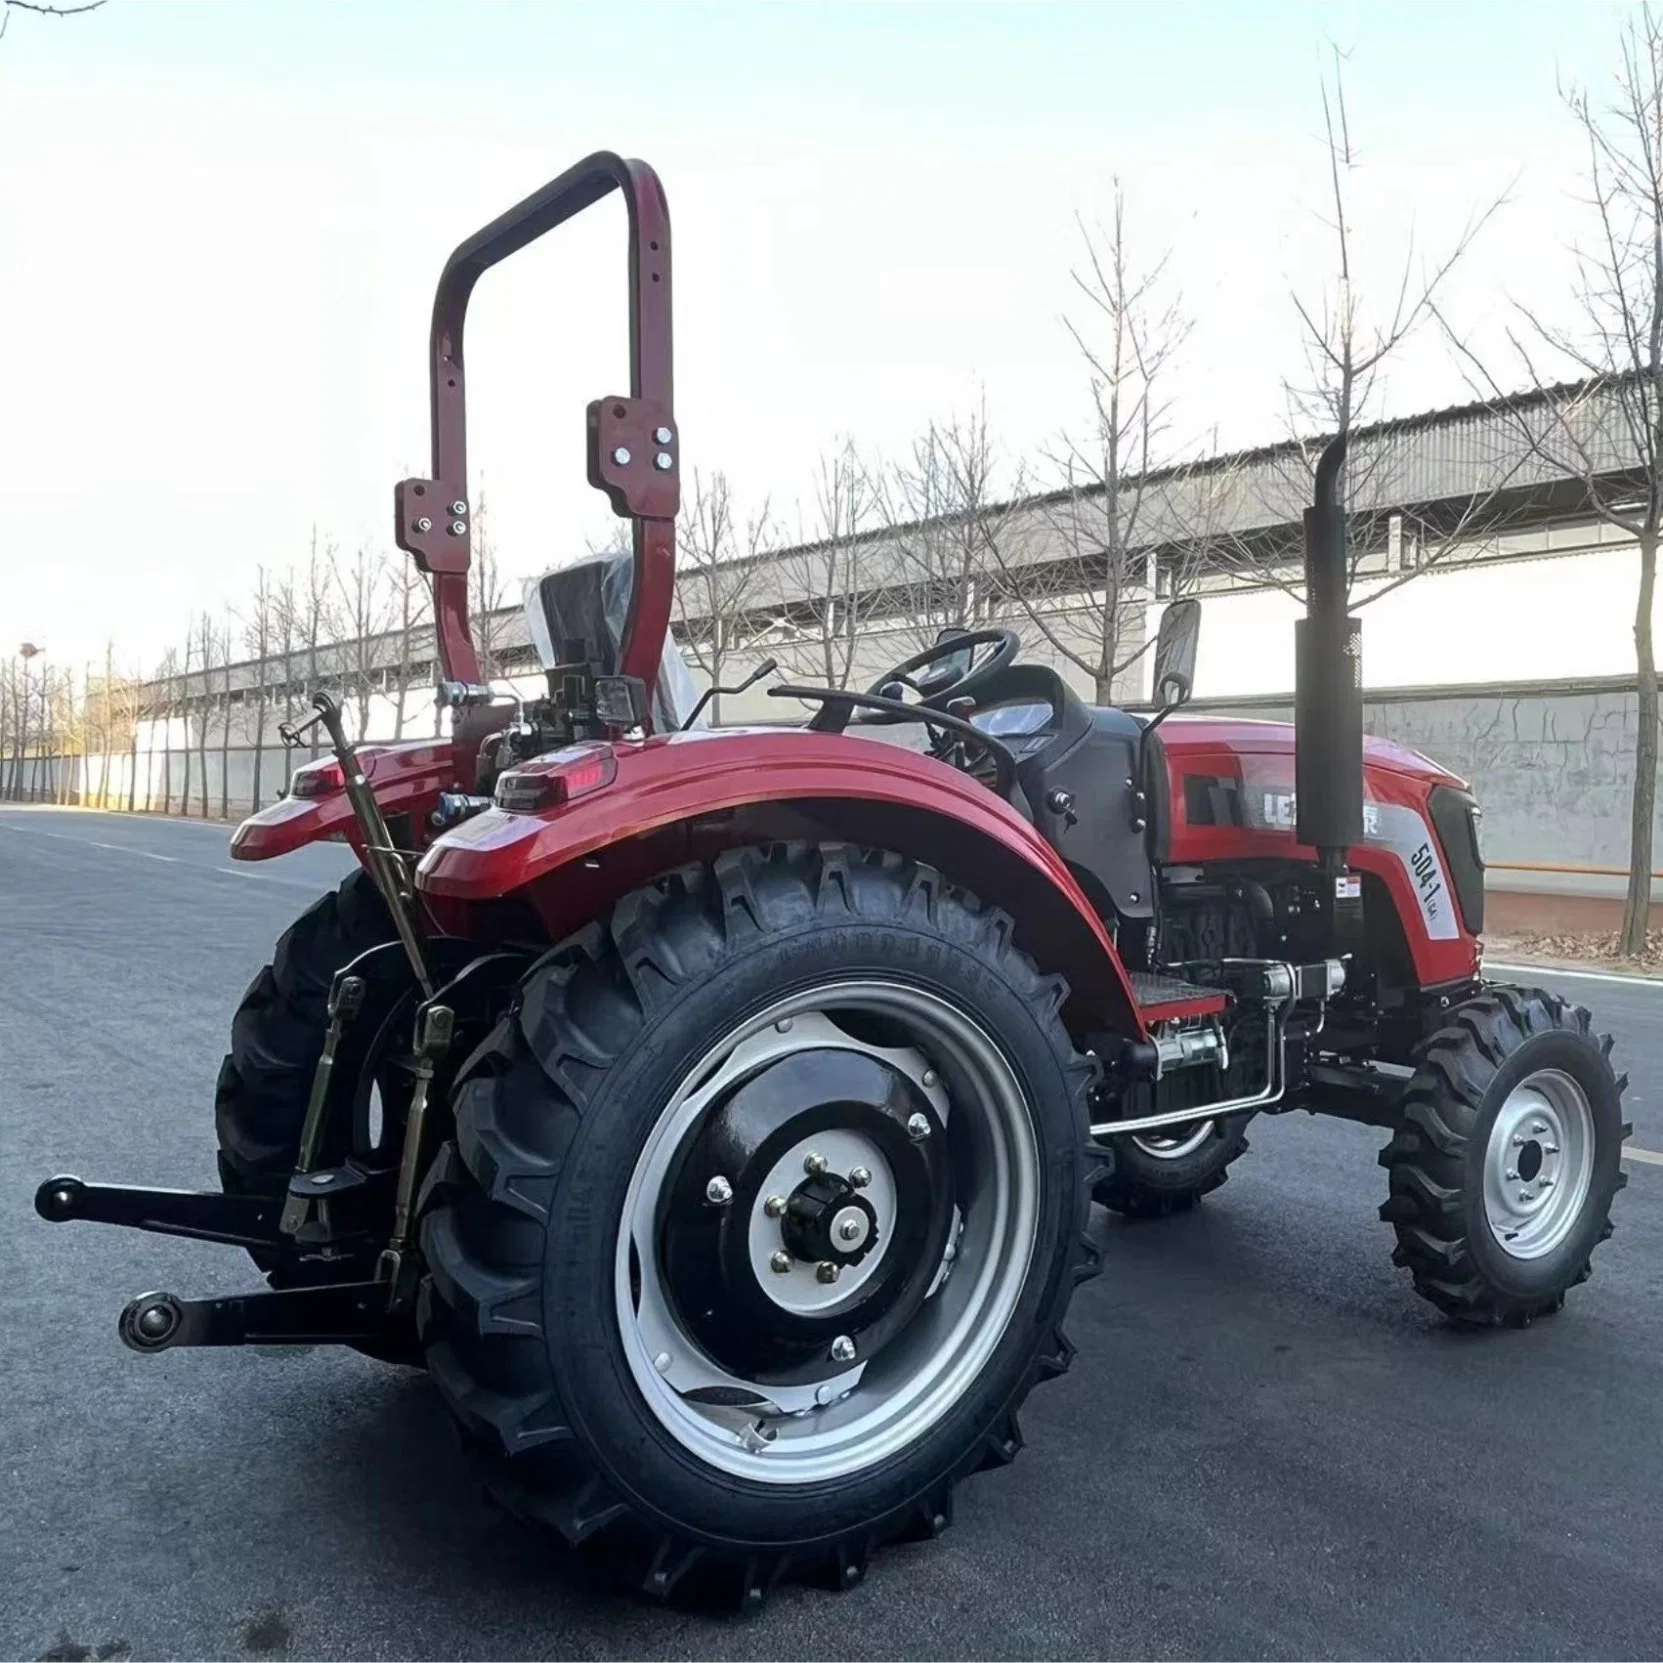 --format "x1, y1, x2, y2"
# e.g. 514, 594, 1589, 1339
1168, 547, 1646, 700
